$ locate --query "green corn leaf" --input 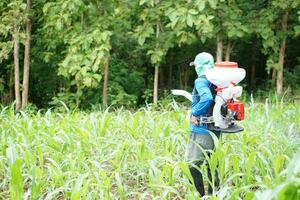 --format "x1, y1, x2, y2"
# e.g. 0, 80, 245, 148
9, 159, 23, 200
